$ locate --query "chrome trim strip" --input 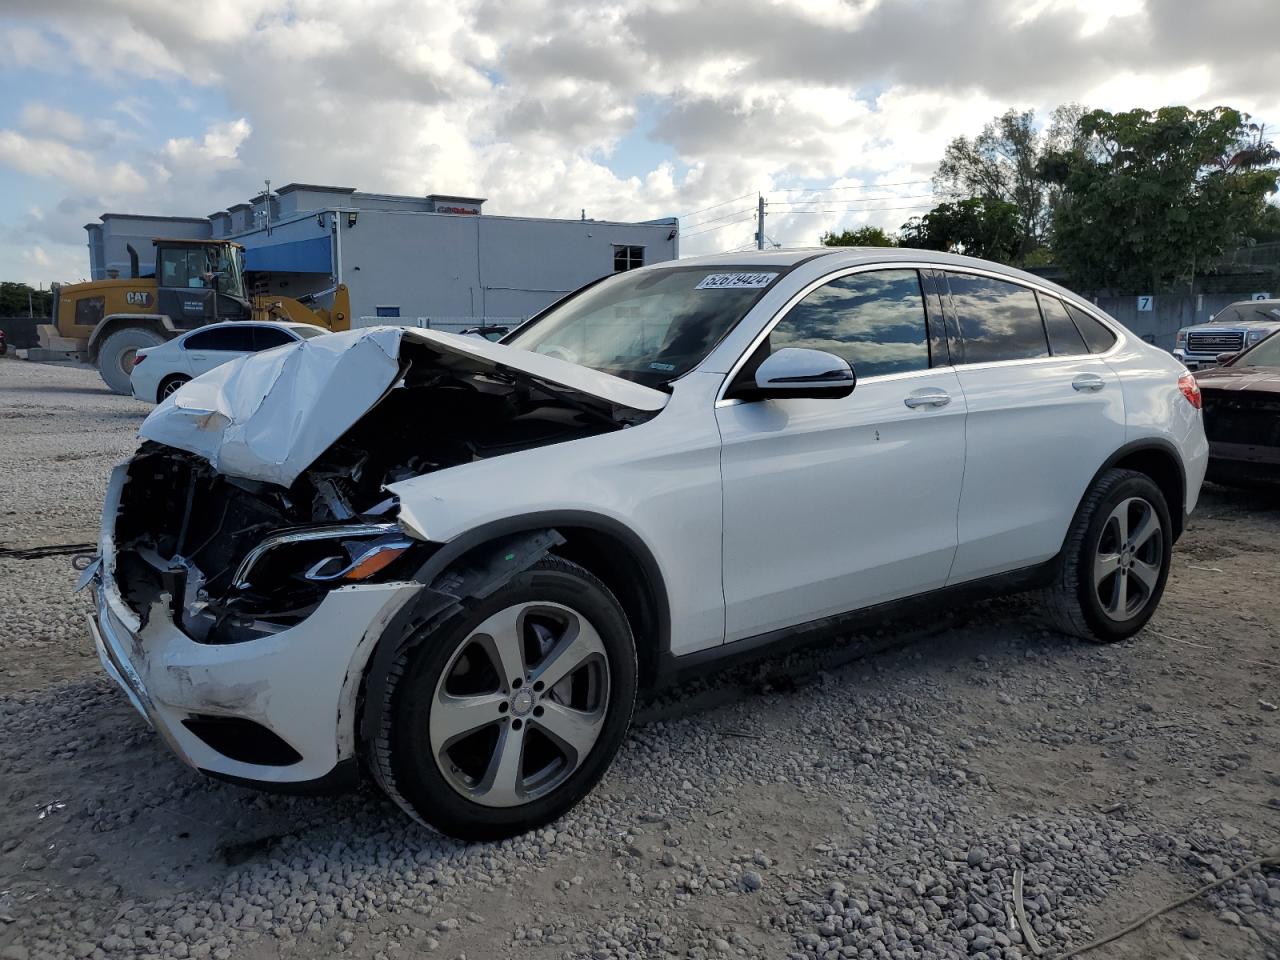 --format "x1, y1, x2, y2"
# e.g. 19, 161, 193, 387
714, 260, 1126, 405
232, 522, 397, 591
